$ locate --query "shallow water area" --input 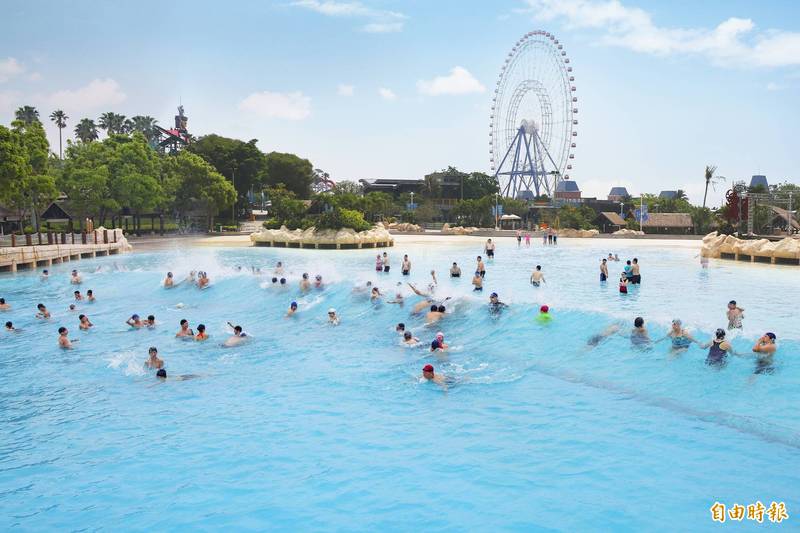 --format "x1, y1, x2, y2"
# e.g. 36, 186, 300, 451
1, 236, 798, 531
